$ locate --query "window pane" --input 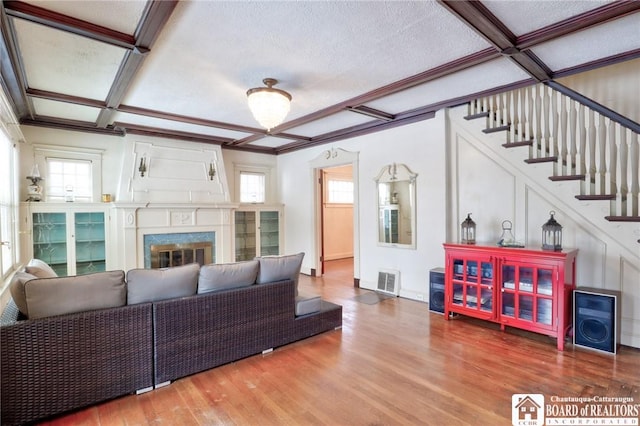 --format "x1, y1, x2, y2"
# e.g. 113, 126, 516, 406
46, 158, 93, 201
240, 172, 265, 203
327, 179, 353, 204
